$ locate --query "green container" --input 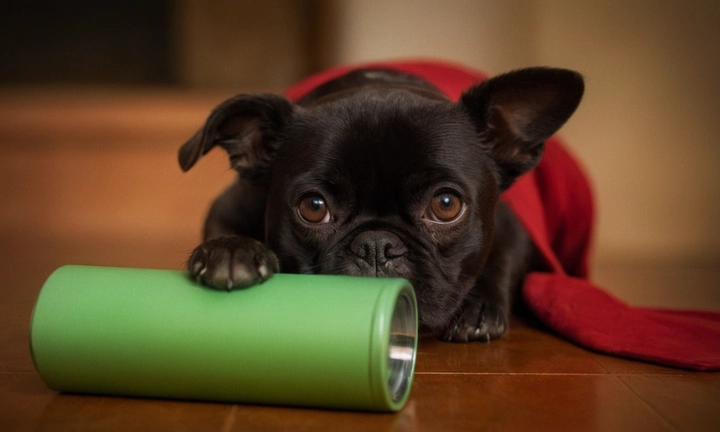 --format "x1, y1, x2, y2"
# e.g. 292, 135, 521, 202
30, 266, 417, 411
